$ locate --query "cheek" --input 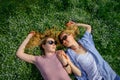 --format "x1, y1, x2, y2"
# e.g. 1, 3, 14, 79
44, 45, 50, 49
